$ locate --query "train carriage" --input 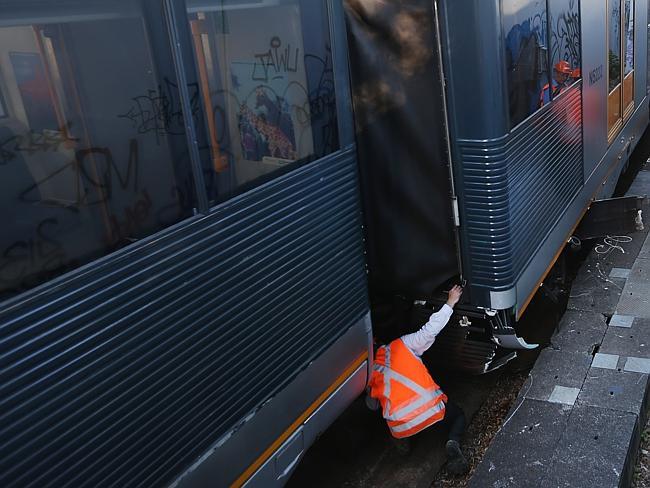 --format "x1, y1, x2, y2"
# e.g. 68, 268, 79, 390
0, 1, 370, 487
347, 0, 650, 370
